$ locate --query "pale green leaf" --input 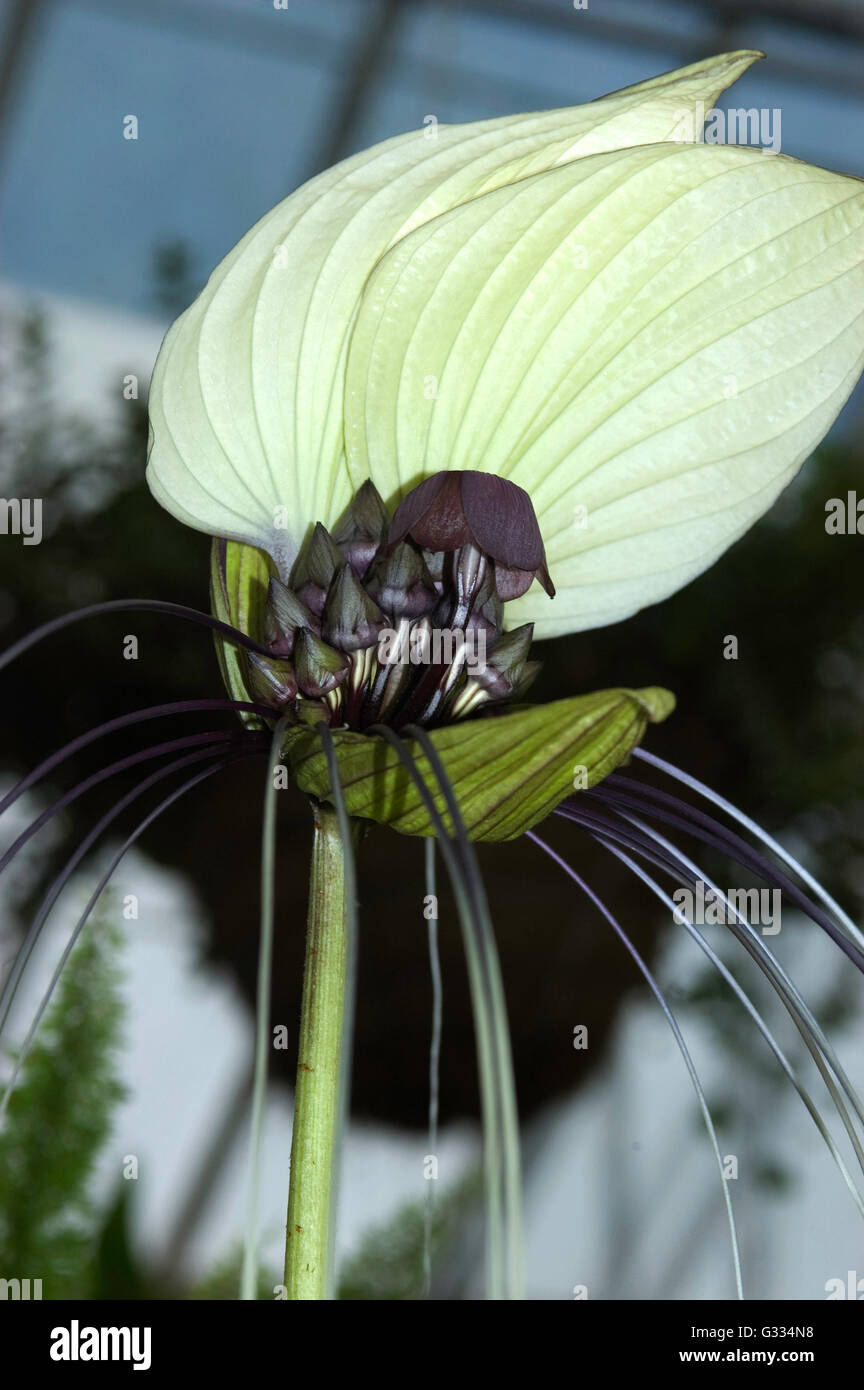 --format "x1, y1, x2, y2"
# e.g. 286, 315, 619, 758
344, 142, 864, 638
146, 53, 762, 571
